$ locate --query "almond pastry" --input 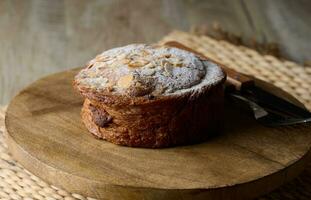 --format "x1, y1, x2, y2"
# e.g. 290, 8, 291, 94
74, 44, 226, 148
